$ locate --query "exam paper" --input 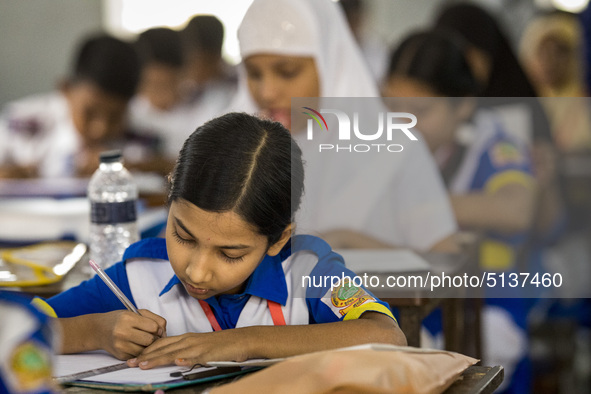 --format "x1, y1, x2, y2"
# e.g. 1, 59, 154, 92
54, 351, 198, 384
54, 345, 447, 383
